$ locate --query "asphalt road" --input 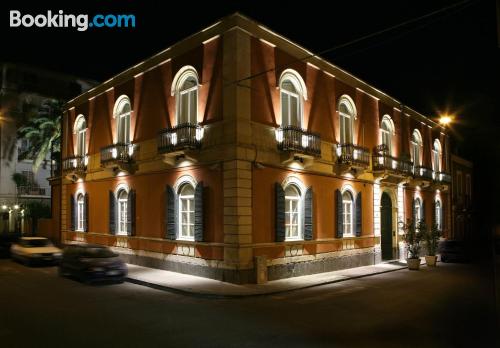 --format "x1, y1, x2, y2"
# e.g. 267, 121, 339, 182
0, 259, 497, 348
